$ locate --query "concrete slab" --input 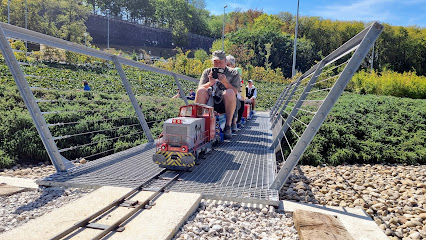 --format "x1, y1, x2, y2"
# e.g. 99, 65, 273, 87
107, 191, 202, 240
280, 200, 388, 240
0, 186, 201, 240
0, 176, 38, 189
0, 186, 132, 240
